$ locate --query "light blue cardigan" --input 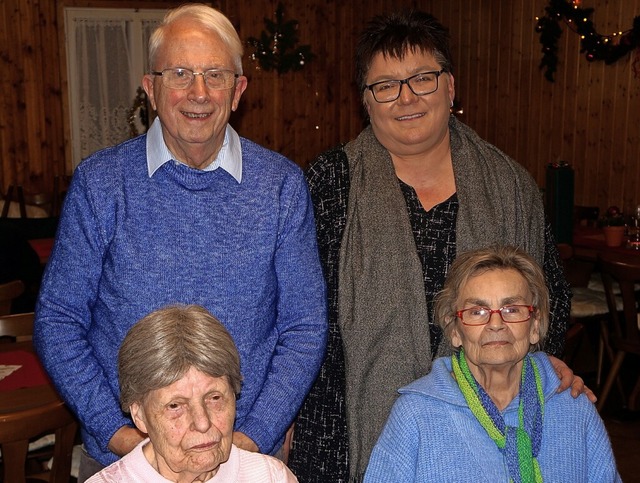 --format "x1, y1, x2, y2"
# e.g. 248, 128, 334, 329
365, 352, 621, 482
